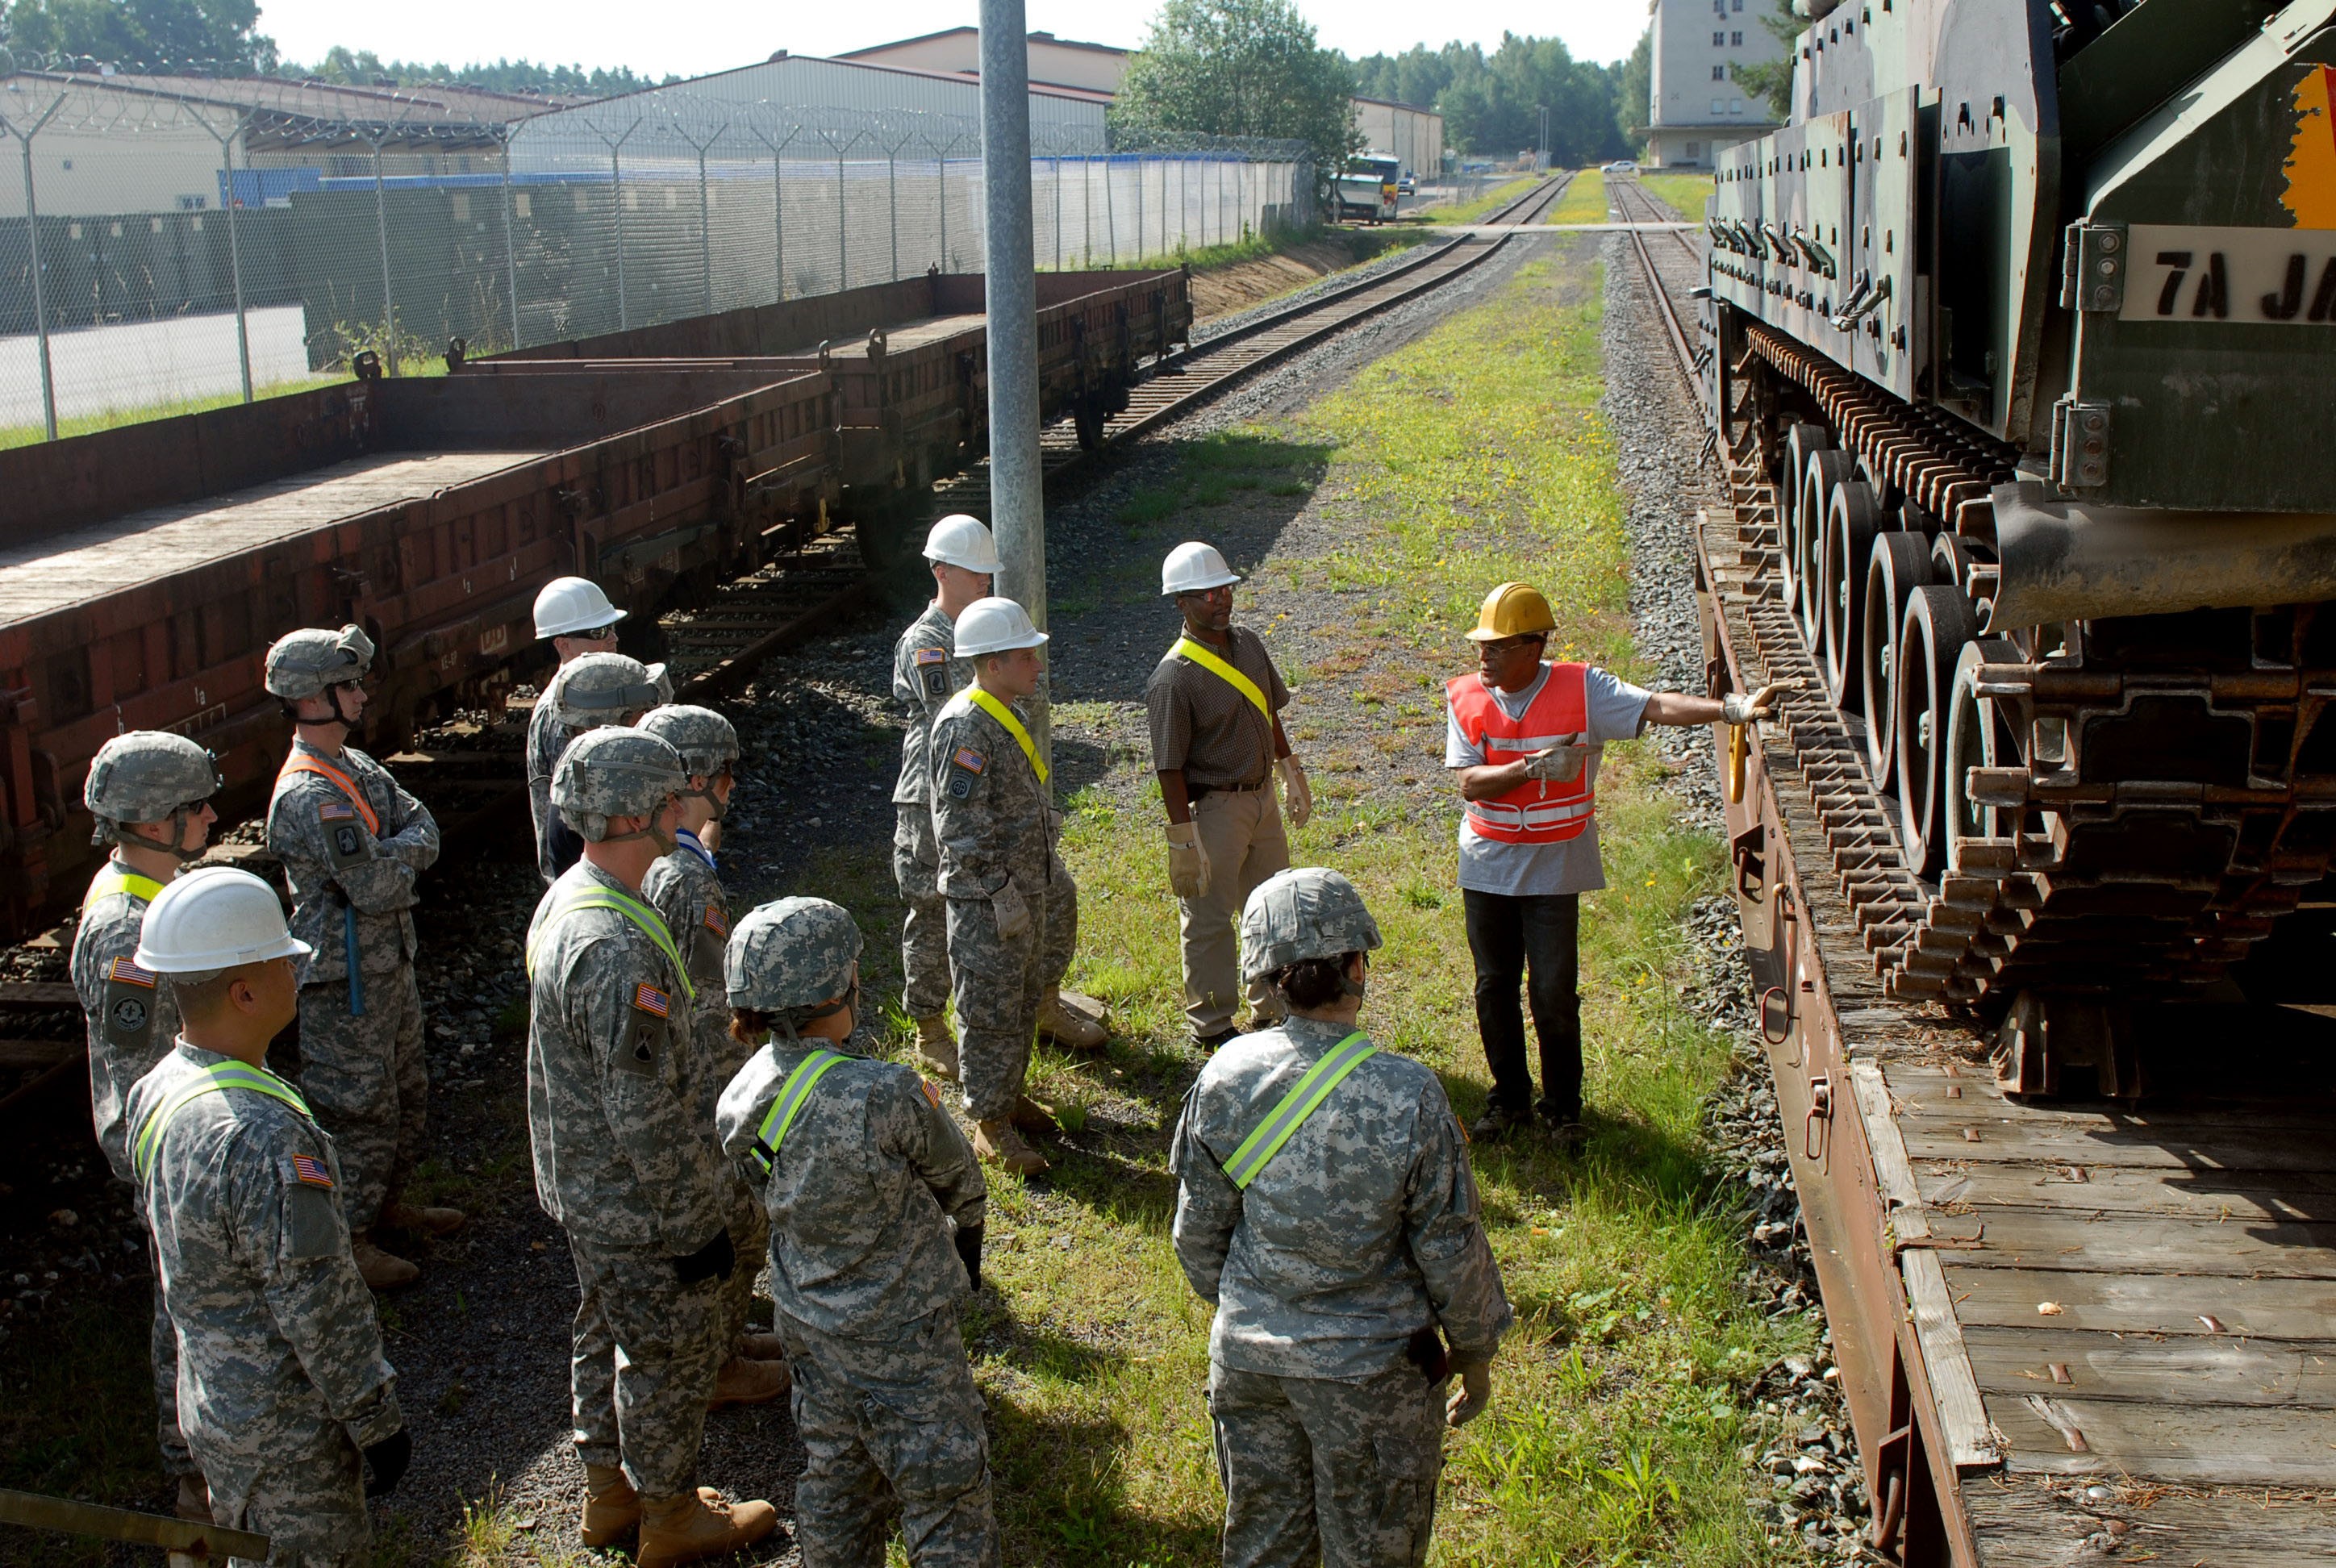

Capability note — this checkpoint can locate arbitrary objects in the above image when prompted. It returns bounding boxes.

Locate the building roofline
[1350,94,1441,115]
[836,27,1131,60]
[543,51,1112,111]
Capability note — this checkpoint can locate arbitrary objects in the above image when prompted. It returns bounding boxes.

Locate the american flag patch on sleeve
[319,800,357,821]
[915,646,948,666]
[290,1153,334,1189]
[703,905,728,936]
[633,983,672,1019]
[108,957,156,988]
[953,747,987,774]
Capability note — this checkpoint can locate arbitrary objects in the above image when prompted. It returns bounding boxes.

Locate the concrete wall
[1646,0,1783,165]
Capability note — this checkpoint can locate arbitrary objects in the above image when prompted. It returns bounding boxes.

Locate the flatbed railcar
[0,267,1190,942]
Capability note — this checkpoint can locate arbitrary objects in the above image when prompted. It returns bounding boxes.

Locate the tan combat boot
[349,1233,419,1291]
[1037,986,1109,1051]
[974,1120,1049,1175]
[1010,1094,1058,1134]
[381,1199,466,1236]
[579,1463,640,1547]
[636,1491,778,1568]
[736,1331,788,1361]
[173,1472,210,1522]
[912,1012,958,1081]
[707,1353,790,1410]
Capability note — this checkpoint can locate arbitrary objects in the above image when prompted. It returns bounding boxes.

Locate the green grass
[1070,222,1426,277]
[1640,173,1717,224]
[0,373,345,450]
[1425,174,1542,224]
[1547,168,1610,225]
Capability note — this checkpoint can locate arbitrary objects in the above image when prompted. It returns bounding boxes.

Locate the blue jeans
[1460,889,1581,1120]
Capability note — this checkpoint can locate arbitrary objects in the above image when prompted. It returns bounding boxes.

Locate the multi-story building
[1640,0,1786,170]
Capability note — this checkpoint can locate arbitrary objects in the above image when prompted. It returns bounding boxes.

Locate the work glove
[954,1221,985,1293]
[1276,756,1313,827]
[1721,678,1801,727]
[673,1227,736,1287]
[1522,744,1587,783]
[361,1427,411,1499]
[1166,820,1211,899]
[1445,1360,1494,1428]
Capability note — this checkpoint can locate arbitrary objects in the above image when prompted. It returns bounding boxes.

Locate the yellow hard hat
[1465,582,1556,642]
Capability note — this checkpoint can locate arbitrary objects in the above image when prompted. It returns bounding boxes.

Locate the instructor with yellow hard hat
[1445,582,1788,1149]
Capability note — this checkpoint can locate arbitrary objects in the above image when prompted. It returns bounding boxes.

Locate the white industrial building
[1640,0,1785,169]
[1351,96,1445,180]
[836,28,1129,96]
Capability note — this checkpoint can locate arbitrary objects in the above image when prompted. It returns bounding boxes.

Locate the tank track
[1725,324,2336,1024]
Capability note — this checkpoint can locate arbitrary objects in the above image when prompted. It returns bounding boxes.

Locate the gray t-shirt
[1443,662,1650,897]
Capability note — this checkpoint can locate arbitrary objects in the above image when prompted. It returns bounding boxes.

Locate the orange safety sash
[278,752,380,835]
[1445,664,1596,844]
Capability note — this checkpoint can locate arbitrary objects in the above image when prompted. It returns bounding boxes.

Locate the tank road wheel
[1943,638,2022,871]
[1862,532,1935,791]
[1797,449,1854,648]
[1821,479,1883,709]
[1894,585,1979,879]
[1778,424,1829,632]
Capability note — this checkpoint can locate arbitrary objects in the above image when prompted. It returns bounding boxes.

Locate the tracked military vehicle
[1700,0,2336,1091]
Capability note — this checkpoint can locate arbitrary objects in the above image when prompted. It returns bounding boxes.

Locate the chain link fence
[0,73,1312,443]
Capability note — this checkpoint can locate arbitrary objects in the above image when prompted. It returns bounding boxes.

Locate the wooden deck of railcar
[0,450,536,623]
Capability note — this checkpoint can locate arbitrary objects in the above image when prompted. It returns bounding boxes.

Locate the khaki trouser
[1178,786,1291,1037]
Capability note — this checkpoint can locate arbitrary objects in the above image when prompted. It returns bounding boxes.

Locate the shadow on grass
[1032,1136,1180,1236]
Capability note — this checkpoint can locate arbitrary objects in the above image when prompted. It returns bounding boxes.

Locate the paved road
[1,304,313,431]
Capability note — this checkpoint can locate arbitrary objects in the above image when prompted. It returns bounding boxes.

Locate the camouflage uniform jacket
[1170,1015,1514,1381]
[716,1040,986,1339]
[527,696,584,883]
[265,737,440,982]
[72,862,180,1182]
[525,861,729,1253]
[642,837,740,1099]
[926,687,1057,899]
[891,601,969,807]
[126,1042,402,1452]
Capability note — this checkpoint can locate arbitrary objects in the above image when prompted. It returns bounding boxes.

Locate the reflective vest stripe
[1465,797,1597,828]
[131,1064,313,1182]
[278,753,381,836]
[1173,637,1271,719]
[524,889,696,1003]
[86,863,164,907]
[966,686,1049,784]
[749,1049,849,1174]
[1224,1032,1378,1190]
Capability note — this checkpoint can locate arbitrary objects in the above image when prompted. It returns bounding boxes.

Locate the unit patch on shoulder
[290,1153,335,1189]
[108,957,156,988]
[948,744,987,800]
[633,983,673,1019]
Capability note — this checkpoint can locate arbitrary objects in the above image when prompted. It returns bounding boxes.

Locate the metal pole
[887,152,899,281]
[1105,152,1116,265]
[836,148,847,290]
[698,144,715,315]
[979,0,1048,762]
[1136,154,1145,260]
[7,98,64,440]
[220,118,252,402]
[937,147,948,272]
[502,138,522,349]
[1052,156,1061,269]
[611,145,628,328]
[774,152,785,299]
[372,140,397,374]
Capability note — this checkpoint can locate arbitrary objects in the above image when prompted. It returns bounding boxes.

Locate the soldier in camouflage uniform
[927,596,1074,1177]
[124,865,409,1566]
[714,897,998,1568]
[1170,868,1513,1568]
[891,517,1105,1075]
[526,728,777,1566]
[526,576,626,885]
[639,705,790,1405]
[72,730,221,1520]
[261,627,452,1292]
[530,648,666,886]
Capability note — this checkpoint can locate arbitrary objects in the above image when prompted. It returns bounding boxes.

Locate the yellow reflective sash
[1224,1032,1376,1190]
[966,686,1048,784]
[86,862,165,907]
[749,1048,850,1174]
[132,1062,314,1182]
[524,886,696,1003]
[1174,636,1270,719]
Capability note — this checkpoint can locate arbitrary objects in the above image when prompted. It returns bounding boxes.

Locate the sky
[252,0,1650,79]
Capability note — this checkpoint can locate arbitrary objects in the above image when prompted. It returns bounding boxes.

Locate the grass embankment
[964,248,1812,1563]
[1640,173,1717,223]
[1546,169,1609,225]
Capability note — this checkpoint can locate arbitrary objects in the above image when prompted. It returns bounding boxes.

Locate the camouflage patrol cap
[637,704,740,778]
[85,732,219,834]
[1239,867,1383,982]
[550,727,686,834]
[263,624,375,700]
[547,653,665,729]
[726,897,862,1012]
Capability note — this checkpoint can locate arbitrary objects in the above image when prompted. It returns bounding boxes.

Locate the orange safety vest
[1445,664,1596,844]
[278,751,381,834]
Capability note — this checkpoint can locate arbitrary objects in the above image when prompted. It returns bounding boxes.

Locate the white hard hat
[1162,541,1241,596]
[534,576,628,640]
[134,865,312,974]
[924,514,1002,575]
[953,596,1049,657]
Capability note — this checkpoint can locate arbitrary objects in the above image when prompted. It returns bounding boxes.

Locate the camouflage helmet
[84,731,219,849]
[550,728,685,842]
[725,896,862,1015]
[263,624,375,700]
[1239,867,1383,983]
[637,704,740,779]
[547,653,665,730]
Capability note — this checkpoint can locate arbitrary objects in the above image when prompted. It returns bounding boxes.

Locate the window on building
[1731,30,1744,44]
[1686,141,1703,158]
[1713,30,1726,44]
[1732,0,1745,10]
[1712,64,1728,80]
